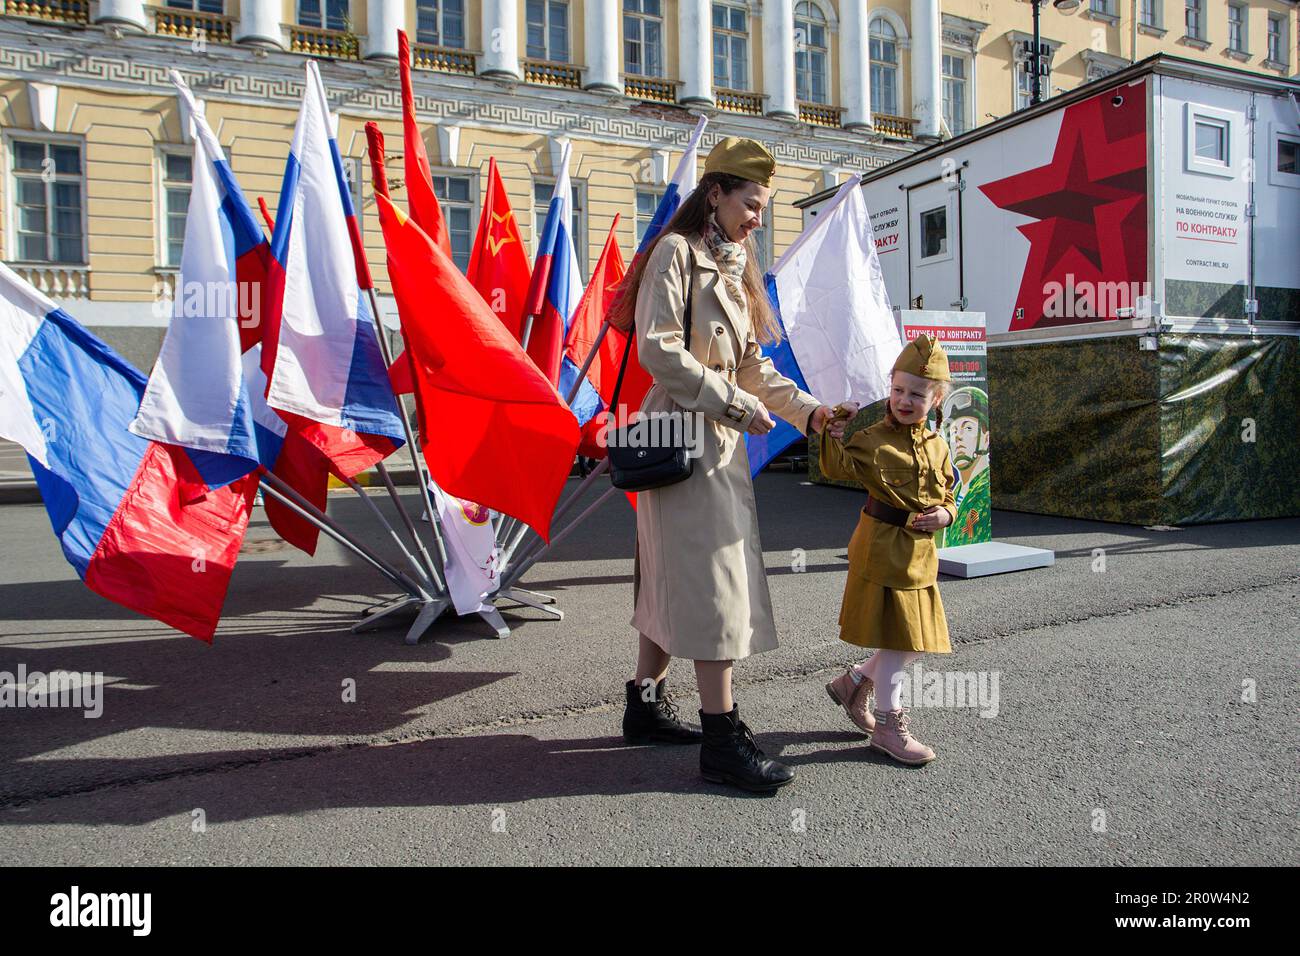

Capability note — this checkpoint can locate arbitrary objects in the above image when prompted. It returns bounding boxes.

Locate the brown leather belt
[863,495,911,528]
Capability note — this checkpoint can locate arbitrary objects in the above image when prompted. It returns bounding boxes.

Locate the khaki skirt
[838,578,952,653]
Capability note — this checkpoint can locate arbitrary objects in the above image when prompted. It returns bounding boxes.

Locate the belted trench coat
[629,231,821,661]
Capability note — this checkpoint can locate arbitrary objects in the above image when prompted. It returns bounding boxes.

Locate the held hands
[911,506,953,533]
[811,402,858,440]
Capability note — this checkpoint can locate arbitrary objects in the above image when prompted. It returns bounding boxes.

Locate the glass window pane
[448,178,470,202]
[167,188,190,215]
[168,238,185,267]
[14,141,46,170]
[712,5,725,29]
[730,8,745,31]
[19,180,46,205]
[1277,140,1297,175]
[920,206,947,258]
[19,234,48,261]
[55,237,81,262]
[20,207,46,233]
[645,0,658,14]
[53,183,81,208]
[55,209,81,235]
[1195,121,1225,161]
[165,153,193,182]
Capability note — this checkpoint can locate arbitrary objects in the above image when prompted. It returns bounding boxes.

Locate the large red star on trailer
[978,85,1148,331]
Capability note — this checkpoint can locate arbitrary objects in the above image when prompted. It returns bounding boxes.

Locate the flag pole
[254,189,446,596]
[500,485,622,591]
[259,473,429,599]
[355,126,455,596]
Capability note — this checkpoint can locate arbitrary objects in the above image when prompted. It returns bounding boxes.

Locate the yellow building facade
[0,1,1294,360]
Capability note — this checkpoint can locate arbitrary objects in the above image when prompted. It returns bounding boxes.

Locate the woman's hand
[814,402,858,440]
[911,506,953,533]
[747,403,775,435]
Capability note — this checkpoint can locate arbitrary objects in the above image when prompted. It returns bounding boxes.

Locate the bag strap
[609,244,693,413]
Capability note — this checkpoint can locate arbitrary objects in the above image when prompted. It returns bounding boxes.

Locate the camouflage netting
[808,334,1300,526]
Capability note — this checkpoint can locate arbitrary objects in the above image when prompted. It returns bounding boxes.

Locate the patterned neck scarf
[703,212,748,309]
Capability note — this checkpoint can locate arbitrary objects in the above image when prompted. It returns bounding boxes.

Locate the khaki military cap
[704,137,777,187]
[892,333,951,382]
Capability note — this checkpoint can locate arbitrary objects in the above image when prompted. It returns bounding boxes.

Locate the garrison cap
[892,333,951,382]
[704,137,777,187]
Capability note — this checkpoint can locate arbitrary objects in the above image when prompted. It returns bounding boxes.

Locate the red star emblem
[486,211,520,257]
[978,88,1148,331]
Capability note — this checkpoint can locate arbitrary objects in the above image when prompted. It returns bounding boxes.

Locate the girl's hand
[911,506,952,533]
[823,402,858,440]
[808,405,834,436]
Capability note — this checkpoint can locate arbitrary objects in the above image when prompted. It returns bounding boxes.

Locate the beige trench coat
[629,231,821,661]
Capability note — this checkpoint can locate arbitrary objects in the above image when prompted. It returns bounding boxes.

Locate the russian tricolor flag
[0,264,257,641]
[746,178,901,475]
[130,72,272,488]
[523,141,601,424]
[636,116,707,255]
[263,61,404,478]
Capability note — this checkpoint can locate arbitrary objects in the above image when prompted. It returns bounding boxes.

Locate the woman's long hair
[608,171,783,346]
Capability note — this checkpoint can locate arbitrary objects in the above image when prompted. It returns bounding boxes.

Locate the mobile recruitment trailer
[798,54,1300,526]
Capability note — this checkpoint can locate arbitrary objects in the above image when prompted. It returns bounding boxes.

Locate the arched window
[416,0,465,48]
[869,19,899,117]
[712,1,750,90]
[794,2,829,104]
[624,0,665,78]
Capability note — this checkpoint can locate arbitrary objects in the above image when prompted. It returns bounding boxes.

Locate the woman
[608,137,843,792]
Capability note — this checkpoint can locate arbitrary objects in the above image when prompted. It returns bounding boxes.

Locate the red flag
[398,30,452,257]
[373,192,580,541]
[562,216,646,459]
[468,157,532,343]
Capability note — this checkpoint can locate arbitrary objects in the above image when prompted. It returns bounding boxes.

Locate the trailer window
[1278,139,1298,176]
[919,206,947,259]
[1194,120,1227,165]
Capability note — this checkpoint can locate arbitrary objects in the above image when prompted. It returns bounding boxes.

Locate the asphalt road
[0,472,1296,865]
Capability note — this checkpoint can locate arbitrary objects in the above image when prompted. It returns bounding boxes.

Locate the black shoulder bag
[606,261,696,492]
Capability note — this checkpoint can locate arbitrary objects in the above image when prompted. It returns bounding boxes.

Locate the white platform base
[937,541,1055,579]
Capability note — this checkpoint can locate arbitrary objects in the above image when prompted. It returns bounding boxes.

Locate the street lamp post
[1027,0,1080,106]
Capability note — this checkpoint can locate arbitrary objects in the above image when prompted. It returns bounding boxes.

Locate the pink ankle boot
[869,708,935,765]
[825,668,875,735]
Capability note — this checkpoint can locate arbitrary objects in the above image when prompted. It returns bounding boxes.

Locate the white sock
[872,650,921,712]
[849,659,872,684]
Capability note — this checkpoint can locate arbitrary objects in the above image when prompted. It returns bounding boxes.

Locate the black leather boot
[699,705,795,792]
[622,679,703,745]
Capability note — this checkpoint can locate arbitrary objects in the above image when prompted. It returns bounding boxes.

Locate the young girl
[818,334,956,765]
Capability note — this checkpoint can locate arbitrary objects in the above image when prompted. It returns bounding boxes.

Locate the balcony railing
[289,24,360,60]
[522,58,582,89]
[152,7,233,44]
[799,101,844,128]
[714,87,763,116]
[411,43,476,75]
[624,74,677,104]
[3,0,88,24]
[6,263,90,298]
[873,112,918,140]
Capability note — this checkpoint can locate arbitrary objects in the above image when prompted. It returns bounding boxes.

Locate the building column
[910,0,943,139]
[762,0,797,118]
[235,0,284,49]
[95,0,147,32]
[365,0,404,60]
[840,0,872,129]
[679,0,714,106]
[584,0,621,92]
[480,0,521,79]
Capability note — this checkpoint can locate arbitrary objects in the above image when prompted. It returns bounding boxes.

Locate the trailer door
[906,174,964,310]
